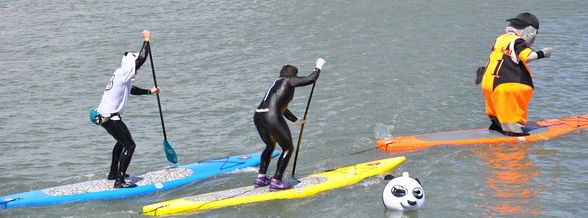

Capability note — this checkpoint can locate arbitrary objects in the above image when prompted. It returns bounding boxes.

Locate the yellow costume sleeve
[518,48,532,62]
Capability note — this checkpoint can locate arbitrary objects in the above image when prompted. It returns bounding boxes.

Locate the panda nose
[407,200,417,206]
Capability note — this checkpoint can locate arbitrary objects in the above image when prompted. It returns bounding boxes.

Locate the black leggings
[254,112,294,180]
[101,119,136,180]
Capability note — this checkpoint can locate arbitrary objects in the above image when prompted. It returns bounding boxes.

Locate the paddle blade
[163,139,178,164]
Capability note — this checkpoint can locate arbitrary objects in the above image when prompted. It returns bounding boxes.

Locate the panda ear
[414,178,421,185]
[384,175,395,180]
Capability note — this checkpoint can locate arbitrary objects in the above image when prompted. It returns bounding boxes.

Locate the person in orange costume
[481,12,552,136]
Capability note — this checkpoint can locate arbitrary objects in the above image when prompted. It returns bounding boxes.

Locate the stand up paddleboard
[376,115,588,153]
[142,156,406,216]
[0,152,278,209]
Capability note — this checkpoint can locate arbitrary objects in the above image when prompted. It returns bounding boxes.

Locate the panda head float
[382,172,425,211]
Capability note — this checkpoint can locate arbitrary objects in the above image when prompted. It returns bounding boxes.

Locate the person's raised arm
[135,30,151,70]
[289,58,325,87]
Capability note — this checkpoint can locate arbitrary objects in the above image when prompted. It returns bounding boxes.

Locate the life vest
[481,33,534,91]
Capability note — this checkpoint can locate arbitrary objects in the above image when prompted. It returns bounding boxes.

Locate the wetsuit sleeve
[288,68,320,87]
[130,86,150,95]
[283,109,298,122]
[135,41,150,70]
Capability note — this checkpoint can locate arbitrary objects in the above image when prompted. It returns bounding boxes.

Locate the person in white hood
[95,30,160,188]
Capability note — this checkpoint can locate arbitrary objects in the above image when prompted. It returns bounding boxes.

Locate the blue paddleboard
[0,151,278,209]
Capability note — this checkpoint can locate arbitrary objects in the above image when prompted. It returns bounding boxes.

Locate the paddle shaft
[291,81,317,178]
[148,44,168,140]
[349,147,378,155]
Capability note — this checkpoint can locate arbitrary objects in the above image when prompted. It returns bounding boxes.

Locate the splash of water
[374,123,395,140]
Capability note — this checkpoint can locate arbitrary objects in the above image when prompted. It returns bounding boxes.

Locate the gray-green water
[2,0,588,217]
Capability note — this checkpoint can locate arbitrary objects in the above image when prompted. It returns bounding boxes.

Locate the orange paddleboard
[376,115,588,153]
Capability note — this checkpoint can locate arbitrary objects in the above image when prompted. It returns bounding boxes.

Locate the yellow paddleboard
[143,156,406,216]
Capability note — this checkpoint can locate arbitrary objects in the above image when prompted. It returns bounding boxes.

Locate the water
[1,0,588,217]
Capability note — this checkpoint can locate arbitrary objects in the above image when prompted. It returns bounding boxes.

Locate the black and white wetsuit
[254,68,320,180]
[96,41,150,182]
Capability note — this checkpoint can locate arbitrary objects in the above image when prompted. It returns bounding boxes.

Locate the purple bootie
[254,175,270,187]
[269,179,293,191]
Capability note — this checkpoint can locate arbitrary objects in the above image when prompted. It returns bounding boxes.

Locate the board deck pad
[0,151,278,209]
[142,156,406,216]
[187,177,327,202]
[376,115,588,153]
[42,168,192,196]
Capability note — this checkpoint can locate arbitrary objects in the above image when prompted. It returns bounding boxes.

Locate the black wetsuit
[101,41,150,185]
[254,68,320,180]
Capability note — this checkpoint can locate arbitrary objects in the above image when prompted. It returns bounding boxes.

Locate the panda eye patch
[391,185,407,197]
[413,187,424,199]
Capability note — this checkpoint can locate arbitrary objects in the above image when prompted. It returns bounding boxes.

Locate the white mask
[505,25,538,48]
[520,26,538,47]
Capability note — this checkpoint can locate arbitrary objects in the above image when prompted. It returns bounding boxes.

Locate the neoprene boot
[269,179,293,191]
[488,116,503,133]
[113,178,137,188]
[254,175,270,187]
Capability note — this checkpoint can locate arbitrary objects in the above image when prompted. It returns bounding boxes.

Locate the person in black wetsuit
[253,58,325,191]
[94,30,160,188]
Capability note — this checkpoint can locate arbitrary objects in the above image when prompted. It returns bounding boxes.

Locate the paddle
[148,43,178,164]
[291,80,317,179]
[349,147,378,155]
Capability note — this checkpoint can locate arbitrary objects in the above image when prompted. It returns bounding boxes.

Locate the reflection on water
[472,143,542,217]
[384,208,420,218]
